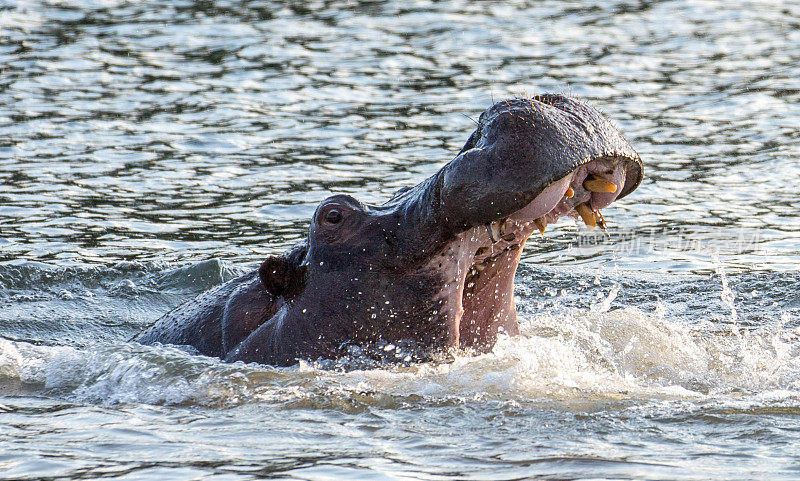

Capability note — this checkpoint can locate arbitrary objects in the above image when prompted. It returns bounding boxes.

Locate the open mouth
[487,156,627,242]
[455,156,630,347]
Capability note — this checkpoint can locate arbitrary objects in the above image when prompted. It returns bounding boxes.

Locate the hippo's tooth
[596,210,607,230]
[583,177,618,193]
[565,187,574,199]
[486,222,502,242]
[498,218,515,241]
[575,203,596,229]
[534,217,547,234]
[498,217,509,234]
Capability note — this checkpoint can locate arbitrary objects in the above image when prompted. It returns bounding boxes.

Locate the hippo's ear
[259,255,306,298]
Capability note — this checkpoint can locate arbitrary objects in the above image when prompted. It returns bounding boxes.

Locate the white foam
[1,293,798,409]
[329,302,800,405]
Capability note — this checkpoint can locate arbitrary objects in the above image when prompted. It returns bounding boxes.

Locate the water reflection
[2,0,798,269]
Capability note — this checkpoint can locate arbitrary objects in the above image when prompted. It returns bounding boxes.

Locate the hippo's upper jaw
[135,94,642,366]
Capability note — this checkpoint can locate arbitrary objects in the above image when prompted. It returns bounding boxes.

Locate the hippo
[134,94,643,366]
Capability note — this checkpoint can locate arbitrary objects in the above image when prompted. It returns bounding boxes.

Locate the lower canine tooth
[486,222,502,242]
[534,217,547,234]
[575,203,596,229]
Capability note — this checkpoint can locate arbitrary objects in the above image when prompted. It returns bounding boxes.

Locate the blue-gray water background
[1,0,800,479]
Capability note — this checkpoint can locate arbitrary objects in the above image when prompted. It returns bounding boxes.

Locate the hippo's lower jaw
[425,157,629,349]
[134,94,642,366]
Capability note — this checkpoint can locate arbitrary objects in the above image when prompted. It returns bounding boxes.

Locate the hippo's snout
[437,95,642,238]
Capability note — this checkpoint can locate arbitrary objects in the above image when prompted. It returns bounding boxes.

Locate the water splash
[1,286,798,410]
[715,255,739,325]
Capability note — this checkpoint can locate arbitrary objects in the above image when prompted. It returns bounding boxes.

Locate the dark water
[2,1,800,479]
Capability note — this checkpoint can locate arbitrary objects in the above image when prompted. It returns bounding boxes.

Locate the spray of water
[1,273,798,409]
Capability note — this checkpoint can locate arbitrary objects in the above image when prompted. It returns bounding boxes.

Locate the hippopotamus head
[229,94,642,365]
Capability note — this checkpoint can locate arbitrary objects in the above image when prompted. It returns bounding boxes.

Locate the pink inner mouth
[545,160,627,224]
[476,157,627,263]
[446,157,628,349]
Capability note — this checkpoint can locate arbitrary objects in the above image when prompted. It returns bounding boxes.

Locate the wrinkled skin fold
[134,94,643,366]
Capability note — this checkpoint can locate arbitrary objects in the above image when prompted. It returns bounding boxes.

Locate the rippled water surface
[2,1,800,479]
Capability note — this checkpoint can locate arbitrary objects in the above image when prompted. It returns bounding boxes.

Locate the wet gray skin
[134,94,643,366]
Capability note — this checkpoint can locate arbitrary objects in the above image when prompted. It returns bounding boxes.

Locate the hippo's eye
[324,209,342,224]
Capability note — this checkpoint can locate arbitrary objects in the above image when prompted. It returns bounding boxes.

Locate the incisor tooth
[565,187,574,199]
[486,222,502,242]
[596,210,607,230]
[534,217,547,234]
[575,203,596,229]
[583,177,618,193]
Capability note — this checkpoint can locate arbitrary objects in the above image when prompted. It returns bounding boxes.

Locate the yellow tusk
[565,187,574,199]
[583,177,618,193]
[534,217,547,234]
[575,203,596,229]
